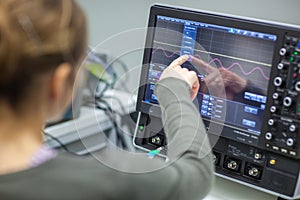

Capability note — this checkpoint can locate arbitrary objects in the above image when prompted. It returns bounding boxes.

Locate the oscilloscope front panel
[134,4,300,199]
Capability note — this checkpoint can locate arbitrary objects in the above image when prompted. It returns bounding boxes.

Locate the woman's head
[0,0,87,116]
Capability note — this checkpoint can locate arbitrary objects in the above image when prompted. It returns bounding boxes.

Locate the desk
[205,176,277,200]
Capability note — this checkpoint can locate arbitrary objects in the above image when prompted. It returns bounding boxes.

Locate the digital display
[143,15,277,141]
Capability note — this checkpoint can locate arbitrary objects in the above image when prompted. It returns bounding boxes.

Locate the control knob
[277,63,288,70]
[283,97,293,107]
[270,106,278,113]
[279,47,292,57]
[272,92,281,100]
[279,48,287,56]
[274,77,283,87]
[289,124,297,132]
[265,132,273,140]
[286,138,294,147]
[268,119,275,126]
[277,63,284,70]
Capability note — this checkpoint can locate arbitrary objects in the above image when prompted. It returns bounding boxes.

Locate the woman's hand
[160,55,200,100]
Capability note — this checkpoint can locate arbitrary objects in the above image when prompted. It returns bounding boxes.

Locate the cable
[96,100,126,148]
[43,131,78,155]
[86,48,132,149]
[102,95,127,115]
[101,96,137,152]
[95,100,127,149]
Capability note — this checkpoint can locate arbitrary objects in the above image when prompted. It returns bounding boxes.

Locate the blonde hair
[0,0,87,105]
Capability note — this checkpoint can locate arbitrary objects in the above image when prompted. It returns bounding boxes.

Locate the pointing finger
[169,55,189,68]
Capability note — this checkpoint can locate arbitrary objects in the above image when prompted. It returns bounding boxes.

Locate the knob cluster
[270,35,300,115]
[265,35,300,157]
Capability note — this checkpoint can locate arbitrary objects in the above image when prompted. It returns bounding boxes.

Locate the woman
[0,0,214,199]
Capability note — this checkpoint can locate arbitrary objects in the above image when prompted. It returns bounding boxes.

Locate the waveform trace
[152,47,270,81]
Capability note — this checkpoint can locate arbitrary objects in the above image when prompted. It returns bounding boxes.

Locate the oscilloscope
[133,4,300,199]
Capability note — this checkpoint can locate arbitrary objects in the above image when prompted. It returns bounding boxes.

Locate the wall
[77,0,300,92]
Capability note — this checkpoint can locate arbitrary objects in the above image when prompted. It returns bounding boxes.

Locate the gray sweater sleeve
[152,77,215,199]
[154,77,213,159]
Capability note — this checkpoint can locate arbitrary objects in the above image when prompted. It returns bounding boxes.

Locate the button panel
[263,35,300,158]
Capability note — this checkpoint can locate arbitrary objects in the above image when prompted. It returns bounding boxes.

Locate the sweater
[0,78,214,200]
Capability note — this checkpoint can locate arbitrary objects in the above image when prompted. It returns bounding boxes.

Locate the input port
[248,168,259,176]
[149,134,164,147]
[212,151,221,166]
[245,163,262,179]
[228,161,237,170]
[224,157,241,172]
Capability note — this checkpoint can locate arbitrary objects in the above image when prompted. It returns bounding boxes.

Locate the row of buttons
[285,36,300,48]
[280,36,300,67]
[265,143,297,156]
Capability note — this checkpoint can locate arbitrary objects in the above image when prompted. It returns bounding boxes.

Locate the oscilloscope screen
[143,15,277,135]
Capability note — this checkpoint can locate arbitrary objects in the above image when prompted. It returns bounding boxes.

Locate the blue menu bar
[157,15,277,41]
